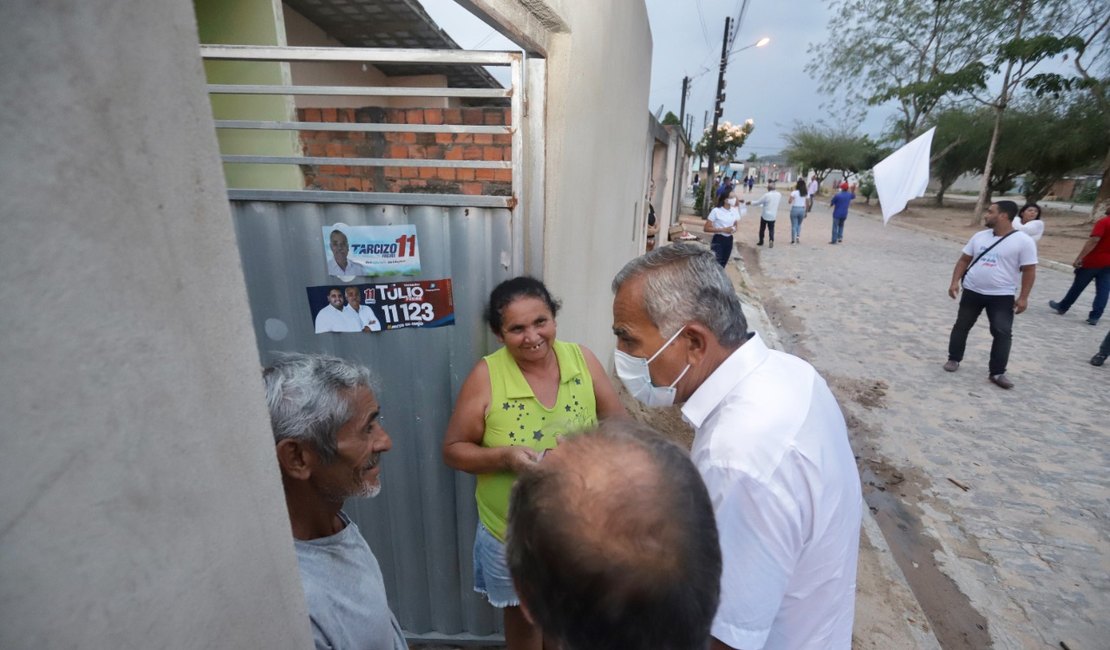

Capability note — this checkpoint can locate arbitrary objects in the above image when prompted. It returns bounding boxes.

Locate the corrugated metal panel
[231,199,513,641]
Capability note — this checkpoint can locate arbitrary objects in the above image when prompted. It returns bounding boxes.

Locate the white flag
[873,127,935,223]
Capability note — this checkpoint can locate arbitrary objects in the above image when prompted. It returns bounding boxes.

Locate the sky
[414,0,895,155]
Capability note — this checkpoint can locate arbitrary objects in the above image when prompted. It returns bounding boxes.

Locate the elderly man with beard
[263,353,406,650]
[315,287,362,334]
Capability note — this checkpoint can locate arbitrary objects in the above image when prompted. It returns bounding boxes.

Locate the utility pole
[696,110,708,193]
[704,16,731,217]
[679,76,689,142]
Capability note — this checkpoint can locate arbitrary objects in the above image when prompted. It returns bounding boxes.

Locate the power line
[693,0,712,48]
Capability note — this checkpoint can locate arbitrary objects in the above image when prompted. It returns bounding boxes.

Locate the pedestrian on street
[829,182,855,244]
[944,200,1037,389]
[789,179,808,244]
[1048,206,1110,326]
[751,182,782,248]
[704,193,741,266]
[1012,202,1044,241]
[610,244,863,650]
[746,175,755,193]
[806,175,819,214]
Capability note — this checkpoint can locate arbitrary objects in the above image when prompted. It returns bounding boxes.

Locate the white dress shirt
[682,333,862,650]
[327,257,368,277]
[344,304,382,332]
[315,306,361,333]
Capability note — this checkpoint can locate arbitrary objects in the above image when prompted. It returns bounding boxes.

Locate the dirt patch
[852,197,1094,265]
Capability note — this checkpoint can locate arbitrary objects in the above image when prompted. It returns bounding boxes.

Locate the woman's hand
[503,446,541,474]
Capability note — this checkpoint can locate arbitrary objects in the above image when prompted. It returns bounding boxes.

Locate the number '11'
[394,234,416,258]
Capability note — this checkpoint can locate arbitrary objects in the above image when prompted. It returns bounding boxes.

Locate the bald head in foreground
[506,421,721,650]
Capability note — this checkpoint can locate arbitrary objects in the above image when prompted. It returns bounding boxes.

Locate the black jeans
[710,234,733,266]
[948,288,1015,376]
[758,218,775,244]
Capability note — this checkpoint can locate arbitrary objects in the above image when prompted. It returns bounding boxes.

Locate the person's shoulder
[1093,215,1110,234]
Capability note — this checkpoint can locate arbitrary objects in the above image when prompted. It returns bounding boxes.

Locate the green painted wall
[195,0,303,189]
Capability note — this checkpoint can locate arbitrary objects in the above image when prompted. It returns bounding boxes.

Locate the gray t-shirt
[295,513,407,650]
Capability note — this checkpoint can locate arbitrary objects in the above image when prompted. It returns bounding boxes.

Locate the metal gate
[203,44,537,643]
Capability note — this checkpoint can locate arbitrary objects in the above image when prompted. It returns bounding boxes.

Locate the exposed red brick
[462,109,483,125]
[454,133,473,144]
[325,143,343,157]
[401,132,417,144]
[435,133,453,145]
[493,169,512,183]
[304,108,322,122]
[423,109,444,125]
[482,146,502,161]
[424,145,442,159]
[418,167,436,179]
[474,133,493,145]
[389,145,408,159]
[503,108,512,125]
[401,167,418,179]
[406,109,424,124]
[476,168,496,181]
[437,168,456,181]
[408,145,425,158]
[493,134,511,145]
[462,146,483,160]
[444,108,462,124]
[322,108,337,122]
[384,166,401,177]
[444,147,463,161]
[461,182,483,195]
[456,168,475,181]
[484,110,502,125]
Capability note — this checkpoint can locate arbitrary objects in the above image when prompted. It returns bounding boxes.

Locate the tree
[1012,98,1107,203]
[808,0,1001,144]
[695,120,754,168]
[661,111,681,126]
[928,106,994,205]
[781,123,879,186]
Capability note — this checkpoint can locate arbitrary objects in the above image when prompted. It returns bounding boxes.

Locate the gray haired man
[263,353,406,650]
[611,244,862,650]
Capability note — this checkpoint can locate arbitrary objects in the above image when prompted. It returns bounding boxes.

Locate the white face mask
[726,197,736,207]
[613,326,691,407]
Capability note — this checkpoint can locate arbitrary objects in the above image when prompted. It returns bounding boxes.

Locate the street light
[726,37,770,62]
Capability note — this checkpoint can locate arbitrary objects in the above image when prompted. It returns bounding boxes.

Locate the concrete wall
[542,1,653,358]
[195,0,305,189]
[0,1,311,648]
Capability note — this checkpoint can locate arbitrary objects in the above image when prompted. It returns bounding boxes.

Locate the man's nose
[374,426,393,453]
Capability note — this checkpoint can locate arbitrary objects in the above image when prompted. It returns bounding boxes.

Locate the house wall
[511,0,654,358]
[0,0,310,648]
[195,0,304,190]
[282,5,456,110]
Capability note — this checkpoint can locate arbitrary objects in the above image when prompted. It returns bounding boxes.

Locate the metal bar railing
[221,155,510,169]
[214,120,509,135]
[200,44,516,66]
[208,84,510,99]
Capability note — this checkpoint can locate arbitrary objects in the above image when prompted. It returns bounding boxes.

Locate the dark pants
[758,219,775,244]
[1054,266,1110,322]
[1101,328,1110,357]
[948,288,1015,376]
[710,234,734,266]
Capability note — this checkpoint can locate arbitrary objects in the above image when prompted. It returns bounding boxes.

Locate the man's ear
[275,438,315,480]
[681,322,712,366]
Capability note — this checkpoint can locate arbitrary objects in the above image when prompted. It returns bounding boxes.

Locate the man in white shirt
[750,183,782,248]
[944,200,1037,389]
[806,176,818,214]
[344,286,382,332]
[327,229,368,277]
[611,244,862,650]
[315,288,362,333]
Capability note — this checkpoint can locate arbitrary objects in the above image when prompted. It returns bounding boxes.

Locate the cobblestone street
[732,200,1109,649]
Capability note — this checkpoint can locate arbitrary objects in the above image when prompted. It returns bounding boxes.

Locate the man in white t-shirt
[327,229,368,277]
[315,288,362,333]
[750,183,782,248]
[806,176,818,213]
[611,244,862,650]
[344,286,382,332]
[944,200,1037,389]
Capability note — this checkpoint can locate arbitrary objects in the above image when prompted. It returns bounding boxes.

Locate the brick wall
[297,106,512,196]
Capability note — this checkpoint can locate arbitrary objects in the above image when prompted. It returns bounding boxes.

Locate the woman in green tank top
[443,277,626,650]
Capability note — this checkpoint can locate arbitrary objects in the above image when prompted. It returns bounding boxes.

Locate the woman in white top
[704,194,742,266]
[788,179,808,244]
[1012,202,1044,241]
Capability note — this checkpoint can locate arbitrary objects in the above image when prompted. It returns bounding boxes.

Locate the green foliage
[695,120,755,167]
[662,111,681,126]
[782,123,880,183]
[693,181,706,213]
[857,170,877,204]
[747,153,758,162]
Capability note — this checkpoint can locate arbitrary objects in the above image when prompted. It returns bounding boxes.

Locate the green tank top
[475,340,597,541]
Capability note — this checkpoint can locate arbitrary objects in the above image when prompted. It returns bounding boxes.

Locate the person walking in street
[1012,202,1044,242]
[788,179,808,244]
[751,182,782,248]
[1048,207,1110,326]
[746,175,755,193]
[704,194,741,266]
[944,200,1037,390]
[829,182,855,244]
[1090,328,1110,366]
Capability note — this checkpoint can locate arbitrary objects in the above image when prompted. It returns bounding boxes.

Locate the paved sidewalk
[726,199,1108,649]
